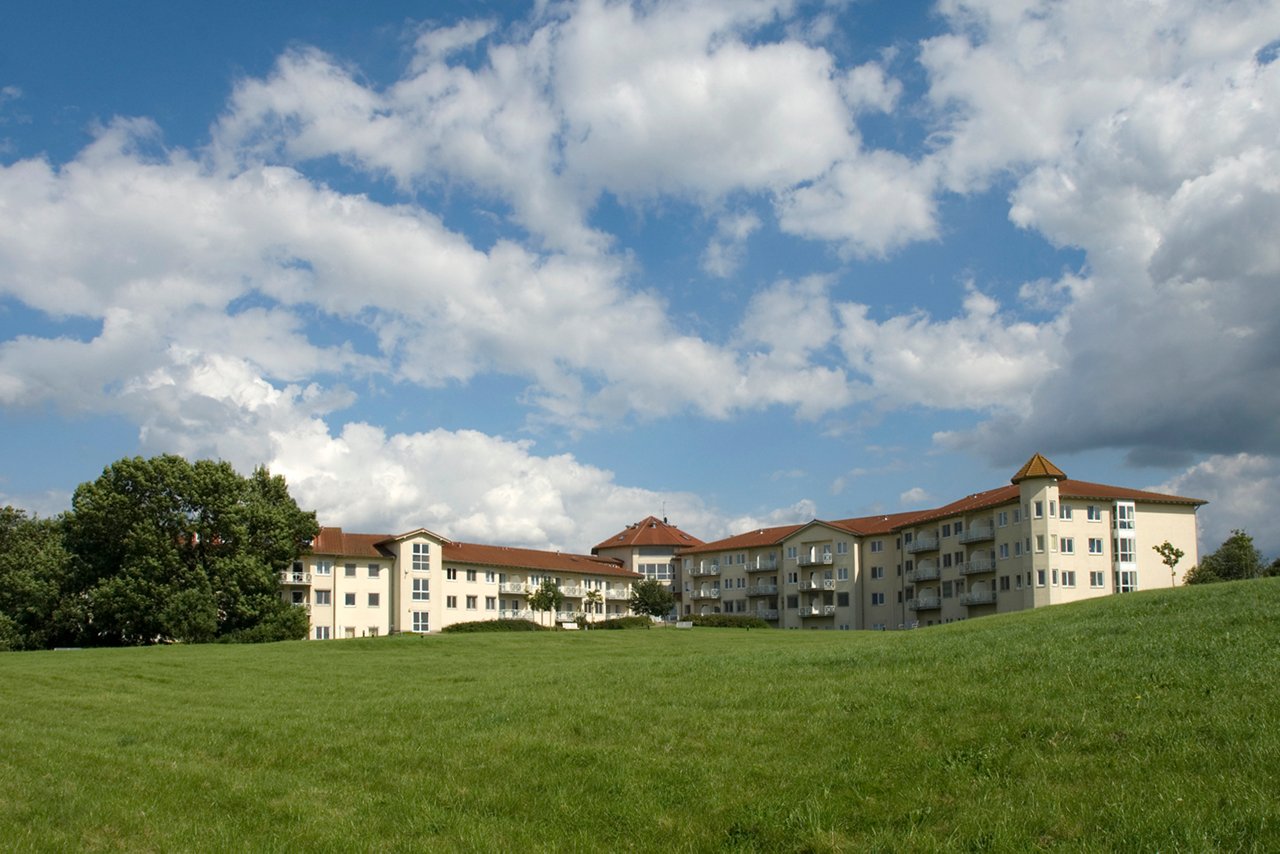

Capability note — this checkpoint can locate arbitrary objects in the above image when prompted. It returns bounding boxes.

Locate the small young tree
[1153,541,1185,587]
[629,577,674,622]
[526,580,564,626]
[583,589,603,623]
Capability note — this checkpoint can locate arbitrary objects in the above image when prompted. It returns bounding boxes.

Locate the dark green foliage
[628,577,674,618]
[1184,529,1265,584]
[441,619,547,633]
[594,615,652,630]
[685,613,770,628]
[0,507,75,650]
[1,455,318,648]
[526,579,564,625]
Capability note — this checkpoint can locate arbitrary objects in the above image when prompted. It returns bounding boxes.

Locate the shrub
[686,614,769,629]
[440,619,547,634]
[594,616,653,630]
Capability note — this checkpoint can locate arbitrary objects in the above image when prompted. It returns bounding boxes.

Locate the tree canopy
[1,455,317,648]
[526,579,564,625]
[628,577,674,620]
[1184,529,1266,585]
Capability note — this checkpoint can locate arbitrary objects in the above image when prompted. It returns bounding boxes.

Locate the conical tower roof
[1011,453,1067,484]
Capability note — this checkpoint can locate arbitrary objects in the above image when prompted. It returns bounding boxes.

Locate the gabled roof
[1011,452,1067,483]
[310,527,396,558]
[592,516,705,552]
[678,523,806,555]
[444,542,640,578]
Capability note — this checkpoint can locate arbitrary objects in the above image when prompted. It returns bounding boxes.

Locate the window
[466,595,478,610]
[1013,509,1021,524]
[836,542,848,554]
[485,596,497,610]
[466,569,477,582]
[412,542,430,571]
[837,567,849,581]
[1115,537,1136,563]
[1087,505,1102,522]
[368,593,380,607]
[870,540,884,553]
[412,578,430,601]
[999,543,1009,559]
[837,592,850,607]
[786,546,798,559]
[1061,537,1075,555]
[1015,574,1023,590]
[344,563,357,578]
[1116,570,1138,593]
[786,572,798,584]
[1036,570,1046,587]
[997,511,1008,527]
[315,560,333,576]
[871,592,885,606]
[999,575,1010,591]
[411,611,429,632]
[485,571,496,583]
[314,590,331,606]
[942,554,952,568]
[1050,534,1058,552]
[1035,535,1045,553]
[785,595,799,609]
[871,566,884,580]
[942,524,952,538]
[344,592,356,607]
[367,564,379,579]
[1049,500,1057,518]
[446,595,457,608]
[446,568,458,581]
[1060,504,1073,521]
[955,521,964,534]
[314,626,331,640]
[1052,569,1059,586]
[1014,542,1023,557]
[1090,571,1106,588]
[1089,538,1105,555]
[1062,570,1076,587]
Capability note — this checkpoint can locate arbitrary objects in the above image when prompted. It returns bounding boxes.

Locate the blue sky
[2,0,1279,557]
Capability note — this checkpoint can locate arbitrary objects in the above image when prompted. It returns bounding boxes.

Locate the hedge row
[684,614,770,629]
[440,619,548,633]
[593,616,653,630]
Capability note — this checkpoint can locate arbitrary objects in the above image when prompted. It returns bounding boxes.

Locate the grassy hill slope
[2,580,1278,851]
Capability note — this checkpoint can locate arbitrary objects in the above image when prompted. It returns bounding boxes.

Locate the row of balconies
[796,579,837,591]
[689,565,720,577]
[747,584,778,596]
[908,555,996,583]
[496,582,630,599]
[797,604,838,618]
[908,590,998,610]
[797,553,834,567]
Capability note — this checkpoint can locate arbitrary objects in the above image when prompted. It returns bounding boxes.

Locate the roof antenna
[662,500,668,524]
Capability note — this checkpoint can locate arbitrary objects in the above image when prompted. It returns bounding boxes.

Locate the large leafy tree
[629,577,674,621]
[526,580,564,626]
[1184,529,1265,584]
[63,456,317,645]
[0,507,78,650]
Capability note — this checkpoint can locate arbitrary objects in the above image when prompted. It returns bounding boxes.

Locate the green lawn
[2,580,1278,852]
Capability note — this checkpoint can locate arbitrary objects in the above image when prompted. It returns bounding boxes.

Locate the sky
[1,0,1278,558]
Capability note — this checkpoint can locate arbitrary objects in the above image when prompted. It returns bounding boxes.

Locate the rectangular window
[942,581,953,598]
[1060,504,1073,521]
[870,540,884,553]
[837,567,849,580]
[871,592,885,606]
[446,595,457,609]
[999,575,1010,591]
[997,511,1008,527]
[1090,571,1106,588]
[1036,570,1046,587]
[1035,535,1045,553]
[485,571,496,583]
[344,563,357,578]
[1062,570,1076,587]
[412,542,430,571]
[1115,503,1135,530]
[1014,542,1023,557]
[871,566,884,580]
[837,592,850,607]
[314,590,331,606]
[999,543,1009,559]
[315,560,333,576]
[1015,574,1023,590]
[941,524,952,538]
[1116,570,1138,593]
[466,595,477,610]
[1013,509,1021,524]
[1115,537,1136,563]
[411,611,429,632]
[1052,569,1059,586]
[314,626,331,640]
[412,578,430,601]
[942,553,952,568]
[786,546,798,559]
[955,521,964,534]
[1089,538,1105,555]
[785,595,799,609]
[367,564,380,579]
[1087,505,1102,522]
[368,593,380,607]
[344,592,356,607]
[1050,534,1058,552]
[485,596,497,610]
[466,569,477,582]
[786,572,798,584]
[1049,500,1057,518]
[1061,537,1075,555]
[446,568,458,581]
[836,541,848,554]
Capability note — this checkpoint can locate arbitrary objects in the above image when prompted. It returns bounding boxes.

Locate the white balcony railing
[499,582,528,594]
[500,609,534,620]
[755,609,779,620]
[797,604,836,618]
[907,595,942,611]
[605,587,630,600]
[960,557,996,575]
[959,524,995,544]
[690,588,721,600]
[797,579,837,591]
[797,553,834,567]
[746,584,778,596]
[559,586,586,598]
[906,566,940,583]
[746,560,779,573]
[280,571,311,585]
[689,565,721,577]
[906,536,939,554]
[961,590,998,605]
[555,610,578,622]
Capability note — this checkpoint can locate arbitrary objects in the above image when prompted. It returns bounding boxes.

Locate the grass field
[2,580,1278,852]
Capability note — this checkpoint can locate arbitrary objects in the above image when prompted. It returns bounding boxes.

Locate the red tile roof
[1011,453,1068,483]
[443,542,639,578]
[592,516,705,552]
[677,523,806,555]
[310,527,395,558]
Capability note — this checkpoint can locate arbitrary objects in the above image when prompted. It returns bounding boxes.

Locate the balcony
[754,609,780,620]
[280,571,311,585]
[797,604,837,618]
[906,564,939,583]
[555,610,579,622]
[746,559,779,573]
[960,556,996,575]
[961,590,998,606]
[689,564,721,577]
[499,582,528,594]
[906,535,939,554]
[797,553,834,567]
[291,601,311,613]
[559,586,586,598]
[907,595,942,611]
[959,524,995,544]
[690,588,721,600]
[797,579,836,592]
[746,583,778,596]
[500,608,534,620]
[605,587,630,600]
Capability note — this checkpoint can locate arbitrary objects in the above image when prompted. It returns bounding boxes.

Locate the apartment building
[676,454,1204,629]
[281,526,643,638]
[592,516,704,613]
